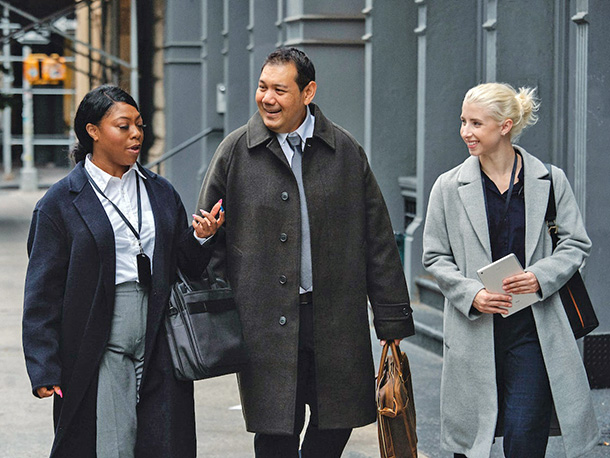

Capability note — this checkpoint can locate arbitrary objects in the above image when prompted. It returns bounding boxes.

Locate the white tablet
[476,253,540,317]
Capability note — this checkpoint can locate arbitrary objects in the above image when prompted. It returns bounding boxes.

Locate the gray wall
[163,0,610,334]
[164,0,203,210]
[199,0,225,200]
[576,0,610,332]
[364,0,417,233]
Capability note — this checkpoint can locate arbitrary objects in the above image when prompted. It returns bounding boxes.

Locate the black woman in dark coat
[22,85,224,458]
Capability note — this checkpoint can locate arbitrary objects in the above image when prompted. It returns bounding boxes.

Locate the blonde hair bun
[464,82,540,141]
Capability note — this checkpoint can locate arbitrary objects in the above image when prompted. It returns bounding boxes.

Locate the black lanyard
[84,167,144,253]
[84,166,151,286]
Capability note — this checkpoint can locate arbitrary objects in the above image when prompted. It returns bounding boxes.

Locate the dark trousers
[494,309,552,458]
[454,310,552,458]
[254,303,352,458]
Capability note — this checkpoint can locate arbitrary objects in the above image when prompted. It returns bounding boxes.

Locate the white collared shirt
[276,106,315,167]
[85,155,155,285]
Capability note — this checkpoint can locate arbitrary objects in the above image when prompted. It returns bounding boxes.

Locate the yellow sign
[23,53,43,83]
[23,53,67,85]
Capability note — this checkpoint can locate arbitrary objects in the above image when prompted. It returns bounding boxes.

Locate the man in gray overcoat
[197,47,414,457]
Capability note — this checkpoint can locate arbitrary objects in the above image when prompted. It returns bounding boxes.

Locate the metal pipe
[2,4,12,178]
[88,0,92,88]
[20,44,38,191]
[130,0,139,102]
[111,0,120,84]
[144,127,223,169]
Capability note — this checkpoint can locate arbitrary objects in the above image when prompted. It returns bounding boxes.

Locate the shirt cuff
[193,231,210,245]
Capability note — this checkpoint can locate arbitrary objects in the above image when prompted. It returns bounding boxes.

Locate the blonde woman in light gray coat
[423,83,599,458]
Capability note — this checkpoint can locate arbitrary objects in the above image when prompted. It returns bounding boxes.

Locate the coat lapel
[246,111,290,167]
[457,156,492,255]
[137,168,171,368]
[246,103,337,168]
[70,163,116,311]
[518,146,551,266]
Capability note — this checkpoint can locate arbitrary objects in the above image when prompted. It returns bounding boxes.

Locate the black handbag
[544,164,599,339]
[376,341,418,458]
[164,266,248,381]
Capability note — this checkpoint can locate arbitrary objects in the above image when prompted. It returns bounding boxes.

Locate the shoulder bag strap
[543,163,559,252]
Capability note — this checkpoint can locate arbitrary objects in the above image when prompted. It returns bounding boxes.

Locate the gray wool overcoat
[422,146,599,458]
[197,103,414,434]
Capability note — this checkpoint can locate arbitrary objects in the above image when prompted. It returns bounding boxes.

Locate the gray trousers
[96,282,148,458]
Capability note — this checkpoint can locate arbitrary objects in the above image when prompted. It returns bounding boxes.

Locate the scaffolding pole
[130,0,138,102]
[20,44,37,191]
[0,0,132,70]
[1,4,13,179]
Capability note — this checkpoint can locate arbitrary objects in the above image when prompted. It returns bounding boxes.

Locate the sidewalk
[0,165,70,190]
[0,186,608,457]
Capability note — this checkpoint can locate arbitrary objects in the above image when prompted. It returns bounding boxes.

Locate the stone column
[163,0,203,207]
[282,0,366,144]
[495,0,557,157]
[406,0,479,289]
[223,0,251,133]
[363,0,417,232]
[197,0,225,206]
[248,0,278,115]
[572,0,610,333]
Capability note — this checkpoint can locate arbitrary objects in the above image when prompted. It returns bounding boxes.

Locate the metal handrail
[144,127,223,171]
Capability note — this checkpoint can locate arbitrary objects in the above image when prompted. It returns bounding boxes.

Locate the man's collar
[276,106,315,146]
[247,103,336,150]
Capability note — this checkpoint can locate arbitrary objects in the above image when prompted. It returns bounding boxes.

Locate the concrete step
[410,301,443,356]
[415,275,444,311]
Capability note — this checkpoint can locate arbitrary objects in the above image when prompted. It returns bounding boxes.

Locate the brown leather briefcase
[376,341,417,458]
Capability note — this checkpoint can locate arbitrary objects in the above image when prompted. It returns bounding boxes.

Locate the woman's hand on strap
[192,199,225,238]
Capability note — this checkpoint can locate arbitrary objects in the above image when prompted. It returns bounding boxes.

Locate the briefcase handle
[377,341,405,382]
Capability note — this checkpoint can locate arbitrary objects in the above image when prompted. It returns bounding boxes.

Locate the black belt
[299,292,313,305]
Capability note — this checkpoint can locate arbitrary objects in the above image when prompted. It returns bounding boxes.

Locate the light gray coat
[422,146,599,458]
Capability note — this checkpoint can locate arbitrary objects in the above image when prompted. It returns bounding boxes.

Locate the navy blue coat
[23,162,211,457]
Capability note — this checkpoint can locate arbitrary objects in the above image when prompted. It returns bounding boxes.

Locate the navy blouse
[482,152,526,268]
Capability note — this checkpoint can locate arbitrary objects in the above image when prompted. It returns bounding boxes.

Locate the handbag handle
[176,268,193,292]
[176,265,224,293]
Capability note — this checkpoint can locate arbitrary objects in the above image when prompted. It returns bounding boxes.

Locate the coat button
[279,316,287,326]
[281,191,289,201]
[279,275,287,284]
[279,233,288,242]
[402,307,410,316]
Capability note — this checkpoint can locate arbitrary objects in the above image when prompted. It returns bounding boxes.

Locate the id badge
[136,253,152,287]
